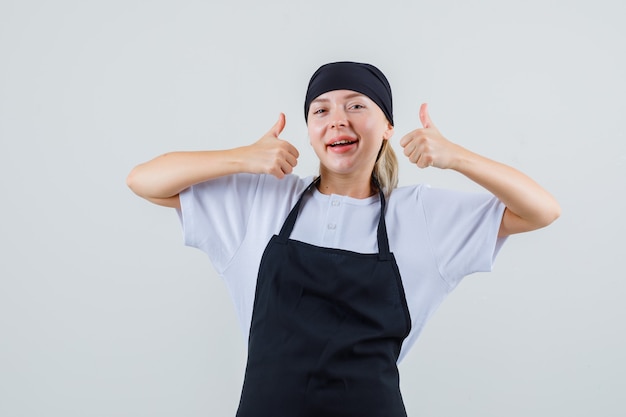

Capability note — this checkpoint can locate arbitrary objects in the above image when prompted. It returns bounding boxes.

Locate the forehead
[309,90,370,104]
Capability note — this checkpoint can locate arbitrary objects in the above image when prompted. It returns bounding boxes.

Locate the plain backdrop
[1,0,624,416]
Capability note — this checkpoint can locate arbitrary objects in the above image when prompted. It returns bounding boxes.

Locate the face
[307,90,394,179]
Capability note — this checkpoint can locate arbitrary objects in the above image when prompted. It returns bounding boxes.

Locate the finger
[286,142,300,159]
[272,168,285,179]
[279,158,295,176]
[399,131,413,148]
[402,140,415,158]
[270,113,286,138]
[416,153,433,169]
[399,134,408,148]
[404,141,419,163]
[285,152,298,168]
[408,152,419,164]
[419,103,435,129]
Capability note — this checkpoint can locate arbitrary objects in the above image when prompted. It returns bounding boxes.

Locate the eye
[349,103,365,110]
[312,108,326,115]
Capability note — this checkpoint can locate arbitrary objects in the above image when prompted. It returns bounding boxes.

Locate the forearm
[127,114,299,204]
[126,148,247,200]
[452,147,561,232]
[400,104,560,235]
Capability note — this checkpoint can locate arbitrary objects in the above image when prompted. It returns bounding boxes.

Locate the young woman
[127,62,560,416]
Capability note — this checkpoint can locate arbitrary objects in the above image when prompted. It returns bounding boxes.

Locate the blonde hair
[373,139,399,196]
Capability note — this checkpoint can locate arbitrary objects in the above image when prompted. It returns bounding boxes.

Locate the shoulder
[259,174,315,195]
[386,183,430,215]
[388,184,428,203]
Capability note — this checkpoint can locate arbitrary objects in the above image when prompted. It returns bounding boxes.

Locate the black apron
[236,179,412,417]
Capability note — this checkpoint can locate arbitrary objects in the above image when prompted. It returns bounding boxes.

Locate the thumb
[270,113,286,138]
[419,103,435,129]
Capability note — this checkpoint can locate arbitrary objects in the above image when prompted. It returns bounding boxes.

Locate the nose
[330,108,348,129]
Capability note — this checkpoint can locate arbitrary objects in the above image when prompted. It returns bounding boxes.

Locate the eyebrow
[310,92,366,105]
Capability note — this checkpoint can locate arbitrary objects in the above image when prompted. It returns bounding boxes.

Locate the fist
[399,103,459,169]
[247,113,300,178]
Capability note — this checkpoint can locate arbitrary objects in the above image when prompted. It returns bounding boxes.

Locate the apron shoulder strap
[375,179,391,260]
[277,176,392,260]
[277,177,320,243]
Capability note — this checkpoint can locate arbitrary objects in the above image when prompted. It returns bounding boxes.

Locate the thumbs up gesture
[399,103,462,170]
[244,113,300,179]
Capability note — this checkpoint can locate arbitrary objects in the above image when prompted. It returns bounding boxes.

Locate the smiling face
[307,90,394,181]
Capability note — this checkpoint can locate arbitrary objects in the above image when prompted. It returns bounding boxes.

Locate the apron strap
[277,177,320,243]
[278,176,392,259]
[373,176,391,260]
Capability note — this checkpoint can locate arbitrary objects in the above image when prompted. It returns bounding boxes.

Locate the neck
[316,169,376,199]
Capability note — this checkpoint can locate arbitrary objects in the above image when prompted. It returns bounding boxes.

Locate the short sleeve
[421,186,507,287]
[177,174,262,273]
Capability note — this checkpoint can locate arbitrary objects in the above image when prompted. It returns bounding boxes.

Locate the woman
[127,62,560,416]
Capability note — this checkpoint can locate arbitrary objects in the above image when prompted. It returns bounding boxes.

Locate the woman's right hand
[241,113,300,179]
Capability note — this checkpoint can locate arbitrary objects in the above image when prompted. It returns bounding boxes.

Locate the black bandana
[304,61,394,126]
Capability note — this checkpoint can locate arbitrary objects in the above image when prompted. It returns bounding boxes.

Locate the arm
[126,113,299,208]
[400,104,561,237]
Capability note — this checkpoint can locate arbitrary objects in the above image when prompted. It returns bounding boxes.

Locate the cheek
[308,124,323,145]
[361,118,387,140]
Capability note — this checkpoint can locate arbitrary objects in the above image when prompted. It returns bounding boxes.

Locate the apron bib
[236,179,411,417]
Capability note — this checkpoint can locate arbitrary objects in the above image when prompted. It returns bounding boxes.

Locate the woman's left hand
[399,103,464,169]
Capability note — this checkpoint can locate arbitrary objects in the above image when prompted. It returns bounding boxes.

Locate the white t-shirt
[178,173,506,362]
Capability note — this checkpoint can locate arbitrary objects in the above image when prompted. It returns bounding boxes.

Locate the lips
[327,136,358,148]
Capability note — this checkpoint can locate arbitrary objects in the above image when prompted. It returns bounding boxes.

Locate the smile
[328,137,358,147]
[330,140,356,147]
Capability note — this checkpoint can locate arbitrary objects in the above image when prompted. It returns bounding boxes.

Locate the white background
[1,0,624,416]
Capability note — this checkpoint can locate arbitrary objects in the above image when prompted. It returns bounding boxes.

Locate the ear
[383,122,394,140]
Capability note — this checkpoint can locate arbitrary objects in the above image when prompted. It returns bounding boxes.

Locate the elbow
[126,167,139,194]
[551,201,562,223]
[546,194,562,224]
[548,202,562,226]
[501,196,561,236]
[537,199,562,229]
[126,165,147,197]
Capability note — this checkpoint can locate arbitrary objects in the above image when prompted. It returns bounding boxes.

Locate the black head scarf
[304,61,394,126]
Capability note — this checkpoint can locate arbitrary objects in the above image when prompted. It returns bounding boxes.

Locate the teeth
[331,140,354,146]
